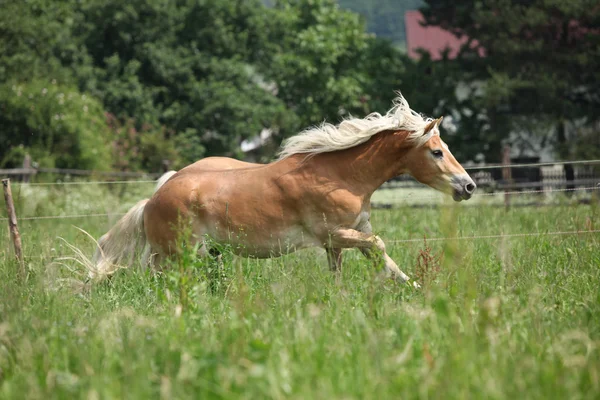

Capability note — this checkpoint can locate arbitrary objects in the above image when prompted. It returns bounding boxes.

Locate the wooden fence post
[2,179,25,276]
[502,145,512,210]
[162,159,171,173]
[22,154,32,183]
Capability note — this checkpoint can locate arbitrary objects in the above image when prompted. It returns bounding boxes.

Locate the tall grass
[0,184,598,399]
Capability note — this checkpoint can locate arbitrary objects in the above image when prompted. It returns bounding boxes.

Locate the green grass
[1,184,599,399]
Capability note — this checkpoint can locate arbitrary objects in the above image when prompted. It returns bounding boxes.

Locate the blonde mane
[277,94,436,160]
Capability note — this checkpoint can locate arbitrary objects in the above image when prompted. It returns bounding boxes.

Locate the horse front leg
[328,228,416,286]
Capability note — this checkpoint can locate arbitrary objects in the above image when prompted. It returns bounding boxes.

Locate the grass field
[1,183,599,399]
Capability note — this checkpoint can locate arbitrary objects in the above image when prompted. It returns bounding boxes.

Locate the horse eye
[431,150,443,158]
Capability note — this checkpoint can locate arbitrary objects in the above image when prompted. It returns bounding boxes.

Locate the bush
[0,80,113,170]
[107,114,181,172]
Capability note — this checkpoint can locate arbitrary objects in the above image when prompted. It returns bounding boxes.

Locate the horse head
[403,117,476,201]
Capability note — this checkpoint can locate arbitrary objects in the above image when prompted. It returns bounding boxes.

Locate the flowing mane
[277,94,435,160]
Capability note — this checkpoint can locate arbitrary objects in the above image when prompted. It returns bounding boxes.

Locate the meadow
[0,182,599,399]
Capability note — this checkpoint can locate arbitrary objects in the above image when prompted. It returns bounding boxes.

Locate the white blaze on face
[441,139,449,151]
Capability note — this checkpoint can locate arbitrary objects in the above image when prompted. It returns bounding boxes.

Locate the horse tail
[90,170,177,280]
[155,170,177,191]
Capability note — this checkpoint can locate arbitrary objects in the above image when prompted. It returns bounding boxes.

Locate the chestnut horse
[91,96,476,285]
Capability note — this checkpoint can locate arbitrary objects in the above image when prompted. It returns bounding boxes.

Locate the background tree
[420,0,600,163]
[337,0,424,48]
[0,80,112,169]
[0,0,81,83]
[261,0,407,146]
[75,0,293,160]
[8,0,594,172]
[399,51,500,164]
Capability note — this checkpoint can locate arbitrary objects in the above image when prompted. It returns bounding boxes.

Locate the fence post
[22,154,32,183]
[162,159,171,173]
[502,145,512,210]
[2,179,25,276]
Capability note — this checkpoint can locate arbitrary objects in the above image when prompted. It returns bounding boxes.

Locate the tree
[420,0,600,162]
[337,0,424,48]
[0,0,82,83]
[260,0,409,143]
[398,51,502,164]
[1,0,419,168]
[74,0,294,161]
[0,0,182,172]
[0,80,112,169]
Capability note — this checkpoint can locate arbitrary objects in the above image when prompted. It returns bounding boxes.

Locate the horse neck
[288,130,414,197]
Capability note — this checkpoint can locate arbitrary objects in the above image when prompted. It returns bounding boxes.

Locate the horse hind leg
[138,244,163,274]
[200,243,225,270]
[326,247,343,272]
[140,244,160,272]
[198,241,227,291]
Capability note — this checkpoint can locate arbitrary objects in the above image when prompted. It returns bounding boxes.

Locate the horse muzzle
[451,175,476,201]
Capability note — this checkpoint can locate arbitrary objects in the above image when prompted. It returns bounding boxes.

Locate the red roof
[405,10,480,60]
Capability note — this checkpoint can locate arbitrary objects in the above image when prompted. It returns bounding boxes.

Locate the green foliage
[337,0,424,46]
[567,123,600,162]
[0,0,80,83]
[107,114,180,172]
[165,236,233,310]
[69,0,410,161]
[3,0,593,169]
[0,80,112,169]
[264,0,405,137]
[0,0,448,167]
[398,52,505,163]
[73,0,293,162]
[420,0,600,160]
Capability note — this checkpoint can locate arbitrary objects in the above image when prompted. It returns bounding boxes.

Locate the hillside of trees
[1,0,597,172]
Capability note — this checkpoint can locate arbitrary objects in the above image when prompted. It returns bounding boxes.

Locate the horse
[91,95,476,286]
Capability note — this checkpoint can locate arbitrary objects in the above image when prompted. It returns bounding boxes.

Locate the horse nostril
[465,182,476,194]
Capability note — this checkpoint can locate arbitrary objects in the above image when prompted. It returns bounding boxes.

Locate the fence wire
[464,159,600,170]
[1,159,598,222]
[13,180,156,187]
[3,159,600,187]
[12,229,600,261]
[389,229,600,243]
[0,213,126,221]
[1,184,598,222]
[380,185,599,202]
[474,186,599,196]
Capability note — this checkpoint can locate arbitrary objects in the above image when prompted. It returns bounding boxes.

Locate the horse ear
[424,116,443,134]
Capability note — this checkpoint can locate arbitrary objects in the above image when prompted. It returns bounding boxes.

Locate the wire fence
[11,177,598,189]
[12,229,600,261]
[12,180,156,187]
[1,181,599,222]
[380,178,600,191]
[0,167,161,179]
[1,184,598,223]
[2,158,600,186]
[1,213,126,221]
[388,229,600,243]
[373,185,600,204]
[2,159,598,267]
[474,186,598,196]
[463,159,600,170]
[1,159,599,223]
